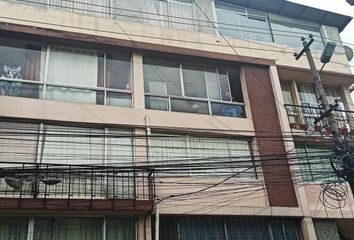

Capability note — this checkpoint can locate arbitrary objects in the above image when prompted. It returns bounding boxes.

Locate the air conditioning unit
[347,0,354,5]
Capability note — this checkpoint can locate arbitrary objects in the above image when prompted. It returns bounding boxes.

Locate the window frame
[0,39,133,108]
[144,57,246,117]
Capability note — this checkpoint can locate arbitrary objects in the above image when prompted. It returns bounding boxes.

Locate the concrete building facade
[0,0,353,239]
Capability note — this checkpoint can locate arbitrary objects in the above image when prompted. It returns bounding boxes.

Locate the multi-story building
[0,0,353,239]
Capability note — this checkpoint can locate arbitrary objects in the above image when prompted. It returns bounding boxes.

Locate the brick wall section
[244,64,298,207]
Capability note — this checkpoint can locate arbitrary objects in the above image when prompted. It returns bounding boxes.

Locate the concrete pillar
[133,52,145,109]
[301,217,318,240]
[340,86,354,130]
[138,215,152,240]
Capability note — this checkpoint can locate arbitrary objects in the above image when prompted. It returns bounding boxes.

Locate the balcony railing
[0,162,155,201]
[284,104,353,135]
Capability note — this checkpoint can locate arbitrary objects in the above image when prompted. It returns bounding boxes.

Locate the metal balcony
[0,162,155,212]
[284,104,353,136]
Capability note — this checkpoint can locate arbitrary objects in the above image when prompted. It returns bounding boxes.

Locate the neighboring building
[0,0,353,239]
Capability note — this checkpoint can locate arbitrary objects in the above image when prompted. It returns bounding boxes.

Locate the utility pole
[294,35,354,196]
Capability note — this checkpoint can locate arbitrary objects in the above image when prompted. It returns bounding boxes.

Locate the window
[215,1,272,42]
[0,38,133,107]
[49,0,109,17]
[0,121,134,199]
[144,56,245,118]
[6,217,137,240]
[144,0,195,31]
[270,17,324,50]
[0,39,44,99]
[148,134,255,177]
[295,144,335,182]
[0,218,29,240]
[159,217,302,240]
[297,83,346,129]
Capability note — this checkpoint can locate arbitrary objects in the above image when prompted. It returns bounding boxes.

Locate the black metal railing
[284,104,353,135]
[0,162,155,201]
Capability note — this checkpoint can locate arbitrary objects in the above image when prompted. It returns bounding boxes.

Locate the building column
[133,52,145,109]
[138,215,152,240]
[301,218,317,240]
[340,86,354,130]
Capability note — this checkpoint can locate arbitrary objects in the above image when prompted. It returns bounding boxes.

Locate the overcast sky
[289,0,354,73]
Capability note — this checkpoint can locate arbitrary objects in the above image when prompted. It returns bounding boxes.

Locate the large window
[215,1,324,49]
[148,134,255,177]
[0,38,132,107]
[215,1,273,43]
[0,39,43,99]
[270,17,324,50]
[0,121,134,199]
[144,56,245,118]
[295,143,336,183]
[159,216,302,240]
[0,217,136,240]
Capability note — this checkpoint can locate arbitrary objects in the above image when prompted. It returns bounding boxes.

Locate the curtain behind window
[295,145,335,182]
[168,1,194,31]
[0,218,28,240]
[226,217,269,240]
[33,218,102,240]
[179,217,226,240]
[144,0,169,27]
[47,48,98,104]
[106,218,136,240]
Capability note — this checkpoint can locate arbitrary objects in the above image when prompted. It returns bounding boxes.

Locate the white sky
[288,0,354,73]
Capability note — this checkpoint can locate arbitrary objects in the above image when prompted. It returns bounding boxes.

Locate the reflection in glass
[145,96,169,111]
[211,103,245,118]
[0,80,42,99]
[171,98,209,114]
[46,86,102,104]
[106,92,132,107]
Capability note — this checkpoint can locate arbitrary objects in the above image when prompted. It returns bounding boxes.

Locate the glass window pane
[33,218,103,240]
[271,20,323,49]
[228,69,244,103]
[46,86,102,104]
[105,53,132,90]
[249,17,272,42]
[179,217,226,240]
[217,9,242,39]
[106,218,136,240]
[107,129,133,166]
[106,92,132,107]
[0,121,39,163]
[48,48,98,87]
[41,125,105,165]
[182,64,207,98]
[281,82,294,105]
[205,67,221,100]
[145,96,169,111]
[298,83,318,106]
[144,0,169,27]
[0,40,43,81]
[218,70,232,101]
[111,0,143,23]
[149,134,188,175]
[0,218,28,240]
[0,80,42,99]
[143,57,182,96]
[211,102,245,118]
[215,1,246,14]
[168,0,195,31]
[226,217,269,240]
[170,98,209,114]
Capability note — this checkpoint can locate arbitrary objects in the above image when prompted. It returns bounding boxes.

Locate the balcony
[0,162,155,212]
[284,104,353,136]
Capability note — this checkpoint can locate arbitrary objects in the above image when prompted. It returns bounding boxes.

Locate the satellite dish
[344,45,353,61]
